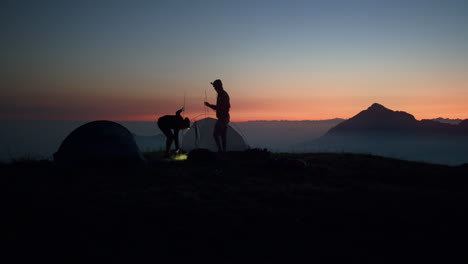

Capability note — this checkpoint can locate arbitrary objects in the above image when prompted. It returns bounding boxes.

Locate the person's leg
[213,120,223,152]
[214,117,229,152]
[221,126,227,152]
[160,128,174,154]
[221,116,230,152]
[165,136,173,154]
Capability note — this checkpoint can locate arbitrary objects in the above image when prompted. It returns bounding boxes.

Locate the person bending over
[157,108,190,157]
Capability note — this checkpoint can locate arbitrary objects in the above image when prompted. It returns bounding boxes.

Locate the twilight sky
[1,0,468,121]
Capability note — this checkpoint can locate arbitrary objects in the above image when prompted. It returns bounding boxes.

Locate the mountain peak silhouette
[368,103,388,111]
[313,103,468,165]
[326,103,468,136]
[354,103,415,122]
[327,103,417,134]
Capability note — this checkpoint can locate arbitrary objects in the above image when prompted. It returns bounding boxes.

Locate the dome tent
[54,120,145,167]
[181,118,248,152]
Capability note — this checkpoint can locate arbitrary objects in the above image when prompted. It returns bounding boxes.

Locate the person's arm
[176,107,185,116]
[204,102,216,110]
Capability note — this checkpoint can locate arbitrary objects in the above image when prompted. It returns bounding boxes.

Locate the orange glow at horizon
[2,75,468,122]
[4,95,466,122]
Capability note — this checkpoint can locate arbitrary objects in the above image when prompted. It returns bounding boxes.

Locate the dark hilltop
[3,151,468,262]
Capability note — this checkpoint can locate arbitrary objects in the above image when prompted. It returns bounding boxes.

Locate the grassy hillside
[3,153,468,262]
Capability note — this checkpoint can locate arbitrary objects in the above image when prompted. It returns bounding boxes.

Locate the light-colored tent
[181,118,248,152]
[54,120,145,166]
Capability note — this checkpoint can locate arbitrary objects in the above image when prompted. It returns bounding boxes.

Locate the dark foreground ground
[3,152,468,263]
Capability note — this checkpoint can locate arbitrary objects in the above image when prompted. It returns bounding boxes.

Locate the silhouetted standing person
[205,79,230,152]
[157,108,190,157]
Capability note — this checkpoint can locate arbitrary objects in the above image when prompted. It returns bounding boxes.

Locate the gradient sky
[1,0,468,121]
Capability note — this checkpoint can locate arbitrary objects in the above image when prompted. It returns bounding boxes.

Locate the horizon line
[1,117,467,123]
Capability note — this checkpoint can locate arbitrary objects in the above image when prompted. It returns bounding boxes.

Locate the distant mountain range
[130,104,468,165]
[430,117,464,125]
[234,119,345,151]
[306,103,468,165]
